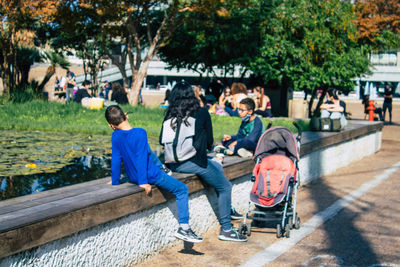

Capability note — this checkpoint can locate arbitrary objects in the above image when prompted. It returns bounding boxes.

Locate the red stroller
[239,122,302,238]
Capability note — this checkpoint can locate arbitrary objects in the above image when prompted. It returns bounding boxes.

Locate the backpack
[310,117,341,132]
[161,117,197,163]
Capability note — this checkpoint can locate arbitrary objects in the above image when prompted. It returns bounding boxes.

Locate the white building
[356,51,400,100]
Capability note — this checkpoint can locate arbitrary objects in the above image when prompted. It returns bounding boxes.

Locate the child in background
[105,105,202,243]
[216,98,264,158]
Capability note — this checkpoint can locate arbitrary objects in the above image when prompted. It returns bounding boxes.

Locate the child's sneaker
[237,148,253,158]
[213,145,227,154]
[214,145,234,156]
[175,227,203,243]
[218,228,247,242]
[230,207,243,220]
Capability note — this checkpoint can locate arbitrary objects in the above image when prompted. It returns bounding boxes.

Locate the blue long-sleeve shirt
[110,128,161,185]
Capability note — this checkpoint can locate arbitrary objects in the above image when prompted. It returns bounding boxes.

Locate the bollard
[366,100,376,121]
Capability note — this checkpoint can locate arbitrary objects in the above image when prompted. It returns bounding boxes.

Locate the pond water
[0,130,113,200]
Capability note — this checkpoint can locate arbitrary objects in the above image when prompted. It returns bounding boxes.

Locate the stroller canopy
[253,127,299,162]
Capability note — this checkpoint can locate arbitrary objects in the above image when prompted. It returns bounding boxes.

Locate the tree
[54,0,240,105]
[250,0,370,117]
[355,0,400,49]
[0,0,59,95]
[37,50,71,92]
[159,1,257,83]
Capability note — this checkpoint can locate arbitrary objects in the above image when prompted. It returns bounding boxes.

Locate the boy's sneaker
[213,145,227,154]
[218,228,247,242]
[161,165,172,176]
[175,227,203,243]
[214,145,234,156]
[230,207,243,220]
[237,148,253,158]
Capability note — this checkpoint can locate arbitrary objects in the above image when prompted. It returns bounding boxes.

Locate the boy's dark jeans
[222,138,256,154]
[154,172,189,224]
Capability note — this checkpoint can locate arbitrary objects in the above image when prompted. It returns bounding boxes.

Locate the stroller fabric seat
[250,154,296,207]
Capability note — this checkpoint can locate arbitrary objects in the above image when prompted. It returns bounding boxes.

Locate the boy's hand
[228,141,237,148]
[139,184,152,195]
[222,135,231,141]
[107,180,112,185]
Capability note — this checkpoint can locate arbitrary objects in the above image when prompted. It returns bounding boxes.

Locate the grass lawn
[0,100,309,142]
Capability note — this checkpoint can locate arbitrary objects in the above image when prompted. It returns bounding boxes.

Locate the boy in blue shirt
[105,105,202,243]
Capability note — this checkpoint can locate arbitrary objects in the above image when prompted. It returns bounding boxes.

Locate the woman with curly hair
[159,81,247,242]
[111,82,129,105]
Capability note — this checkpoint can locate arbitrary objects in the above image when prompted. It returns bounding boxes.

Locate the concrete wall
[0,124,382,267]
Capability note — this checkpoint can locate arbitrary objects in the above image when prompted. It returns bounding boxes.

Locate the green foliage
[5,81,45,103]
[251,0,370,94]
[159,1,258,77]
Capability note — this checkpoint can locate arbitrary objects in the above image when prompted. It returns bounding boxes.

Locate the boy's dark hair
[240,97,255,112]
[105,105,126,126]
[82,80,91,87]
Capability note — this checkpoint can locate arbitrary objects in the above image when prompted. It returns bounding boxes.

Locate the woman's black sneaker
[175,227,203,243]
[218,228,247,242]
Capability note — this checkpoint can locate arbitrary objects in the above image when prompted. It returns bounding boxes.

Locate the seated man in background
[74,80,92,104]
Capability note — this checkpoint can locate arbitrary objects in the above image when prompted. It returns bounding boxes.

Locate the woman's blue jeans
[170,159,232,231]
[153,172,189,224]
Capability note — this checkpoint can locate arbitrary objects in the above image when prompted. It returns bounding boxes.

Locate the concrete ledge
[0,120,383,266]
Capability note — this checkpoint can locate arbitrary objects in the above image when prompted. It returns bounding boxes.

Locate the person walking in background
[253,86,273,118]
[111,82,129,105]
[160,81,247,242]
[383,84,393,124]
[105,105,203,243]
[65,70,76,102]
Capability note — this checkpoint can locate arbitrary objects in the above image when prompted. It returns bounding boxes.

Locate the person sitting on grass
[216,98,264,158]
[105,105,202,243]
[74,80,91,104]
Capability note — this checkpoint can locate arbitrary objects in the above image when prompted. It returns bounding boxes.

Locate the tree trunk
[308,89,317,118]
[129,60,150,105]
[38,65,56,92]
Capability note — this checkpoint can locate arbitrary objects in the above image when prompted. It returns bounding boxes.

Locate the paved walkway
[135,102,400,267]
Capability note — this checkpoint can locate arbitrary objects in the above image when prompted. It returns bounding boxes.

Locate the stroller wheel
[285,224,290,238]
[294,217,301,229]
[288,216,293,230]
[246,222,252,236]
[238,223,247,235]
[276,224,282,238]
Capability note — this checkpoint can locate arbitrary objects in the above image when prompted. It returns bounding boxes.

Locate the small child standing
[216,98,264,157]
[105,105,202,243]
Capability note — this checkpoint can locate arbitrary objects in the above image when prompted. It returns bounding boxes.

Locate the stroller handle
[292,121,302,138]
[266,121,273,130]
